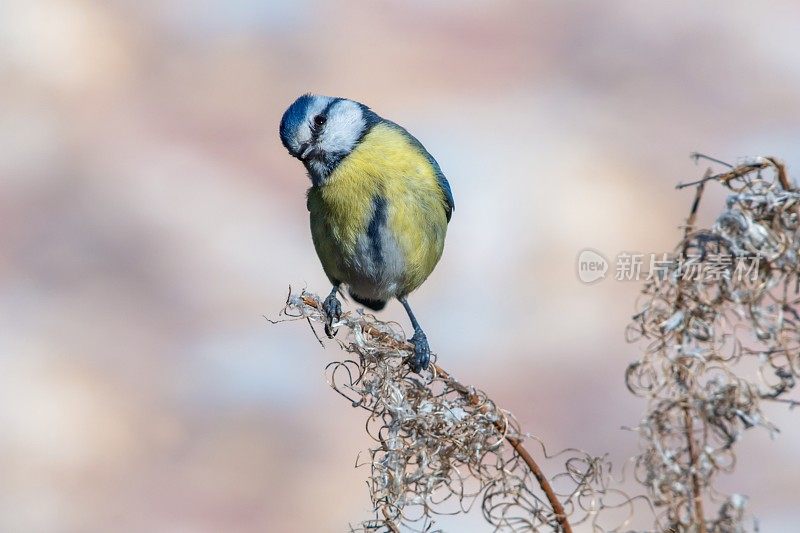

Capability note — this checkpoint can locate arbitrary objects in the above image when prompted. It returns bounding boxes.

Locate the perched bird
[279,94,454,372]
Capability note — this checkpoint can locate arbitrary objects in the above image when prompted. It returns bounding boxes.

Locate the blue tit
[279,94,454,372]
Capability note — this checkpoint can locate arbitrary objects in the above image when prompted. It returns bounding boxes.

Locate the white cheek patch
[318,100,365,155]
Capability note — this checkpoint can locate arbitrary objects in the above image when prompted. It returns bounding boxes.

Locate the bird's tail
[349,291,387,311]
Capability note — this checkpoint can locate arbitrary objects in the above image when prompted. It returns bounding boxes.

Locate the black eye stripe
[309,99,340,140]
[314,99,341,127]
[309,115,325,141]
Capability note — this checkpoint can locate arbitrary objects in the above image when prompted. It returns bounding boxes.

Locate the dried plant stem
[683,171,708,236]
[433,364,573,533]
[683,404,706,533]
[680,175,709,532]
[679,174,707,533]
[298,294,574,532]
[505,435,572,533]
[675,328,707,532]
[765,156,790,190]
[381,507,400,533]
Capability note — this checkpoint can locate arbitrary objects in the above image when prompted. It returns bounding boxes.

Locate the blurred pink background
[2,1,799,531]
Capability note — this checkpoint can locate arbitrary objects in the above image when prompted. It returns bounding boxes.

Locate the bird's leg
[322,284,342,338]
[398,296,430,373]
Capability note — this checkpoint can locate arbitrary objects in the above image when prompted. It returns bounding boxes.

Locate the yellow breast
[308,122,449,294]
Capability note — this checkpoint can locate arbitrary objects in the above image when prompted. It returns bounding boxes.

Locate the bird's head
[279,94,374,186]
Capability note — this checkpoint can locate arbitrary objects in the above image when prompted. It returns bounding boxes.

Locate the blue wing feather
[430,161,455,222]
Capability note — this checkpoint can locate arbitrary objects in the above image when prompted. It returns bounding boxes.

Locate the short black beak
[298,143,313,161]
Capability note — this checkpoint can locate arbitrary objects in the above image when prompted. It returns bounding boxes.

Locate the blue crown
[279,94,314,150]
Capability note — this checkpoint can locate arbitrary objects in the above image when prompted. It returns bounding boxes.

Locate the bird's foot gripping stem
[322,291,342,338]
[408,329,431,373]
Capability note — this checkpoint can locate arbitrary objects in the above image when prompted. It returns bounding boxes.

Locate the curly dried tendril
[276,291,645,532]
[629,156,800,532]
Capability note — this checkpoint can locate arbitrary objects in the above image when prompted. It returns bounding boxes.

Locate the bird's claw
[322,293,342,338]
[408,330,430,373]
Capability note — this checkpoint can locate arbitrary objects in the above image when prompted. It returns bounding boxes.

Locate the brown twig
[683,171,708,238]
[676,180,709,532]
[299,293,574,532]
[683,403,707,533]
[765,156,791,190]
[506,435,572,532]
[381,506,400,533]
[679,156,791,192]
[433,363,572,533]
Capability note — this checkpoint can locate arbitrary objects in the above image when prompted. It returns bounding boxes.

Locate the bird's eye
[313,115,326,127]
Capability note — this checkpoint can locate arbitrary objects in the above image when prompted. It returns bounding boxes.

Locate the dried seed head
[629,157,798,531]
[278,292,642,532]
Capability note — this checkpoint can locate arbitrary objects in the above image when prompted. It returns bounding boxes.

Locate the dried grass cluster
[278,293,636,532]
[626,156,799,532]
